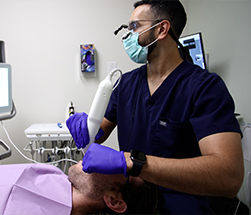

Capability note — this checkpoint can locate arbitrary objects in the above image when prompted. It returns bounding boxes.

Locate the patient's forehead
[129,175,144,185]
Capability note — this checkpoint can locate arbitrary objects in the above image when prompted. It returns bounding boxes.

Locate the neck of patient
[71,186,105,215]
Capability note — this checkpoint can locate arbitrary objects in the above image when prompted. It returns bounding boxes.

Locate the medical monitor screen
[0,63,12,115]
[178,32,206,69]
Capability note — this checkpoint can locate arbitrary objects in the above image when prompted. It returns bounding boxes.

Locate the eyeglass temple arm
[114,24,128,35]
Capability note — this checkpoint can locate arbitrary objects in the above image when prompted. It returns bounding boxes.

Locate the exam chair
[236,123,251,214]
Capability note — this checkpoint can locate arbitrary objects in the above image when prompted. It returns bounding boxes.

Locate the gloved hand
[66,112,104,149]
[82,143,128,178]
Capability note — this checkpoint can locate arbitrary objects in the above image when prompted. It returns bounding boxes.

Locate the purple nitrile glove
[82,143,128,178]
[66,112,104,149]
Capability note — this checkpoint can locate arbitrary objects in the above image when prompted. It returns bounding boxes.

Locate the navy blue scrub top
[105,60,241,214]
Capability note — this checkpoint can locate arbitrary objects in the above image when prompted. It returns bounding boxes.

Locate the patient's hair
[91,177,164,214]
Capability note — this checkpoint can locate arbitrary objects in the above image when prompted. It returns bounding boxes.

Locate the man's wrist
[127,150,146,177]
[124,152,133,175]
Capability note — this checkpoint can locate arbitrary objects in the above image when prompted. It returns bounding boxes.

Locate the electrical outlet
[108,62,117,74]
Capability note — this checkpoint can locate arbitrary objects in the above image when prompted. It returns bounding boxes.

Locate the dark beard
[139,29,157,57]
[148,42,157,56]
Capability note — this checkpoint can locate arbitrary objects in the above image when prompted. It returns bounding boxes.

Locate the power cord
[234,199,241,215]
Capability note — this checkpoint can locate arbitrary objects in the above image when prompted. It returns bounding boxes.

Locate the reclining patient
[0,161,160,215]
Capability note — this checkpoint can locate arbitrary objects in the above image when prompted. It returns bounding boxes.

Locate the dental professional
[67,0,244,214]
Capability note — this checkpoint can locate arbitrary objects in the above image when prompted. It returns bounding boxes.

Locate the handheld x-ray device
[83,69,122,154]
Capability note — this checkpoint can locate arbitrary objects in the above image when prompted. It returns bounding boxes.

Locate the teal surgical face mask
[122,22,161,64]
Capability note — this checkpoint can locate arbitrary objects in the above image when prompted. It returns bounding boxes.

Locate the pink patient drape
[0,163,72,215]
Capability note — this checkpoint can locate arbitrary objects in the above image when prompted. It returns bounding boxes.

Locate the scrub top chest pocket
[153,117,201,159]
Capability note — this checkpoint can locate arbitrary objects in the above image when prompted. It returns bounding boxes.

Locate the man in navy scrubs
[67,0,244,214]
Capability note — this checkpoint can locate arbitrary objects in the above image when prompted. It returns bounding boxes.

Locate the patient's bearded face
[68,161,126,200]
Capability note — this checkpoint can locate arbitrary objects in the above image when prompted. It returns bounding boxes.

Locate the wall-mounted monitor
[0,63,13,117]
[178,32,207,69]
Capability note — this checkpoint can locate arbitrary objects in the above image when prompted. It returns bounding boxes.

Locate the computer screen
[0,63,12,115]
[178,32,207,69]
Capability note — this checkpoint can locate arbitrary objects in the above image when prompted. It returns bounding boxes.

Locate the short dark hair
[121,178,160,214]
[133,0,187,38]
[92,178,164,214]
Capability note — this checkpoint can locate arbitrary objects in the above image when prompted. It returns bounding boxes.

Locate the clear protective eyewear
[114,19,163,40]
[128,20,163,32]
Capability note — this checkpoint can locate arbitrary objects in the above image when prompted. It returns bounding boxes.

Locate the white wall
[1,0,251,164]
[0,0,137,164]
[185,0,251,126]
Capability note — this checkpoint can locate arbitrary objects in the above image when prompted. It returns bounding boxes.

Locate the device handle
[0,139,12,160]
[83,69,122,154]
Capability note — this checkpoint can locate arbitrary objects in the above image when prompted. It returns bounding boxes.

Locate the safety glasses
[128,20,163,32]
[114,19,163,35]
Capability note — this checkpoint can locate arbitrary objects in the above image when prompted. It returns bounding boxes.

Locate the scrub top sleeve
[191,74,241,141]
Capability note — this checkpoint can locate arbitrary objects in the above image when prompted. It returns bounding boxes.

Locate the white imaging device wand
[82,69,122,154]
